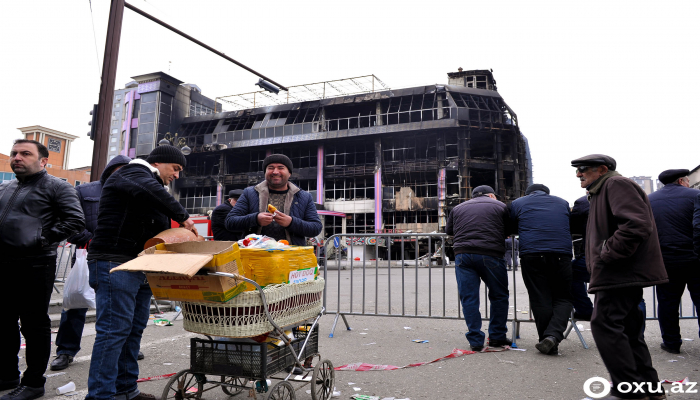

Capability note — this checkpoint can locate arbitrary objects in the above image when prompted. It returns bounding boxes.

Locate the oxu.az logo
[583,377,698,398]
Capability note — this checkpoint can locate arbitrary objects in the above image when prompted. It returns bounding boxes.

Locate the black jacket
[694,191,700,259]
[211,201,243,241]
[648,183,700,266]
[68,155,131,247]
[509,191,572,255]
[446,196,509,258]
[0,169,84,262]
[570,195,589,258]
[88,159,190,263]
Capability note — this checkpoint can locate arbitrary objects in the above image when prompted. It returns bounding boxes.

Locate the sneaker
[660,343,680,354]
[0,379,19,391]
[470,345,484,352]
[487,337,512,347]
[573,312,592,321]
[137,351,145,360]
[535,336,558,355]
[49,354,73,371]
[0,385,44,400]
[131,394,156,400]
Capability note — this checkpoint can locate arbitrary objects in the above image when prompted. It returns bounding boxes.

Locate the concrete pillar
[375,102,383,126]
[374,138,383,233]
[216,183,222,206]
[438,167,446,230]
[317,144,324,204]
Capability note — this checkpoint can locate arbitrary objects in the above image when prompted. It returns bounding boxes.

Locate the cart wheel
[161,369,204,400]
[221,376,249,396]
[265,381,295,400]
[311,359,335,400]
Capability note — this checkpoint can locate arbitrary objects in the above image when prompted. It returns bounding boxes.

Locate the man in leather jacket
[0,139,84,400]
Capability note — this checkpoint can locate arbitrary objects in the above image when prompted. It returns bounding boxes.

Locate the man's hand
[180,218,198,236]
[273,211,292,228]
[257,212,274,227]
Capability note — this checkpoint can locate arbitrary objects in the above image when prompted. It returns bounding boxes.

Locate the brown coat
[585,173,668,293]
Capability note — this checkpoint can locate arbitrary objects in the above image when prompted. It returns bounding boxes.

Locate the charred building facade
[173,70,531,238]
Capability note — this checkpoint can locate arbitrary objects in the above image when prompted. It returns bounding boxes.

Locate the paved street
[4,269,700,400]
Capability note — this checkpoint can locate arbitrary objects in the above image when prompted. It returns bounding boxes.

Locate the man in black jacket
[85,145,194,400]
[0,139,84,400]
[211,189,244,241]
[570,195,594,321]
[649,169,700,354]
[49,155,132,372]
[446,185,510,351]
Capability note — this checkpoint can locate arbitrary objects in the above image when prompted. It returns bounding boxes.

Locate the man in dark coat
[50,155,131,372]
[510,184,573,355]
[211,189,245,241]
[504,237,519,270]
[570,195,594,321]
[648,168,700,354]
[0,140,84,400]
[446,185,510,351]
[226,154,322,245]
[572,154,667,400]
[86,145,195,400]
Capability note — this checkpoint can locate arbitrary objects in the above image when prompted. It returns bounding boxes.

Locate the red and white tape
[335,347,497,371]
[136,373,177,383]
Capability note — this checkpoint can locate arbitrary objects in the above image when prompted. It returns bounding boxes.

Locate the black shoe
[547,344,559,355]
[660,342,680,354]
[573,312,592,321]
[49,354,73,371]
[470,345,484,352]
[285,366,303,375]
[535,336,558,355]
[0,379,19,391]
[137,351,145,360]
[0,386,44,400]
[487,337,512,347]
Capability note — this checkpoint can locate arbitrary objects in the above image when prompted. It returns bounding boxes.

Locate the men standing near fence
[0,139,84,400]
[49,155,133,372]
[211,189,245,241]
[572,154,667,400]
[85,145,195,400]
[648,169,700,354]
[447,185,510,351]
[509,183,573,355]
[226,154,322,245]
[570,195,594,321]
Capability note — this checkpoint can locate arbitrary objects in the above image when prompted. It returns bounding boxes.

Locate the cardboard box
[239,246,318,290]
[110,241,246,303]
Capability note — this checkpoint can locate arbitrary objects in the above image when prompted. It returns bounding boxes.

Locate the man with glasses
[648,169,700,354]
[572,154,667,400]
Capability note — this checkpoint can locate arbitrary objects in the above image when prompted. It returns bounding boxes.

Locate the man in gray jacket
[446,185,510,351]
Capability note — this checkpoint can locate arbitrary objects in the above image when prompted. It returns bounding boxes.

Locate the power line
[88,0,101,78]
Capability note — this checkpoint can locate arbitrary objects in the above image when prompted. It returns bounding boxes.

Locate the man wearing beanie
[226,154,322,245]
[571,154,667,400]
[211,189,245,241]
[85,145,195,400]
[446,185,511,351]
[510,183,573,355]
[648,169,700,355]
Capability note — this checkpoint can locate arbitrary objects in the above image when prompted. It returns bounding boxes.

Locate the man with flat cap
[211,189,245,241]
[446,185,511,351]
[509,184,573,355]
[226,154,322,245]
[648,169,700,354]
[572,154,667,400]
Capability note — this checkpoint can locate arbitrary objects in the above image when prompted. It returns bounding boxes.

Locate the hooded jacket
[67,155,131,247]
[225,181,322,246]
[446,195,509,258]
[0,169,84,262]
[509,190,572,255]
[585,172,668,293]
[88,158,190,263]
[648,183,700,266]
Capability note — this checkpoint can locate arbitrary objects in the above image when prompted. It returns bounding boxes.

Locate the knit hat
[525,184,550,195]
[472,185,495,197]
[263,154,293,174]
[146,145,187,168]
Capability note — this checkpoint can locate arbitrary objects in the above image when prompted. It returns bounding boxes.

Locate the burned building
[172,70,531,239]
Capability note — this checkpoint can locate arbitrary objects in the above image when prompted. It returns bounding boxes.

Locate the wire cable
[88,0,101,78]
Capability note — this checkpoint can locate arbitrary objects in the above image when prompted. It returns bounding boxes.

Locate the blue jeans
[455,254,509,347]
[55,308,88,357]
[571,257,593,317]
[86,260,152,400]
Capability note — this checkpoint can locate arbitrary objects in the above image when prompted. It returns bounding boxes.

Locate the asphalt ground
[5,268,700,400]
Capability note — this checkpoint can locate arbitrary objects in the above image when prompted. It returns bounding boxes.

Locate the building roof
[131,71,184,86]
[17,126,79,141]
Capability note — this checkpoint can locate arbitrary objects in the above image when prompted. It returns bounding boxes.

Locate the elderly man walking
[572,154,667,400]
[446,185,511,351]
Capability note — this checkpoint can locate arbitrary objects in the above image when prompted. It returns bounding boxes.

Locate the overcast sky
[1,0,698,204]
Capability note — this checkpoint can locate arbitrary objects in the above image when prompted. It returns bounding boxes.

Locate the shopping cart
[161,272,334,400]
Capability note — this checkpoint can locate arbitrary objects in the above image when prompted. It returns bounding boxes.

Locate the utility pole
[90,0,125,182]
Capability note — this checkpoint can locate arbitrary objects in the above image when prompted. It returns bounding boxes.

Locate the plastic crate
[189,324,319,380]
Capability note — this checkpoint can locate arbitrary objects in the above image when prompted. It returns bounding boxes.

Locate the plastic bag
[62,249,96,310]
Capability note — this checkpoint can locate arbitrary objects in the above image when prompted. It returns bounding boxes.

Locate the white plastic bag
[62,249,96,310]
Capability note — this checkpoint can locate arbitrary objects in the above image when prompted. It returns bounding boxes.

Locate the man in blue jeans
[85,145,195,400]
[446,185,510,351]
